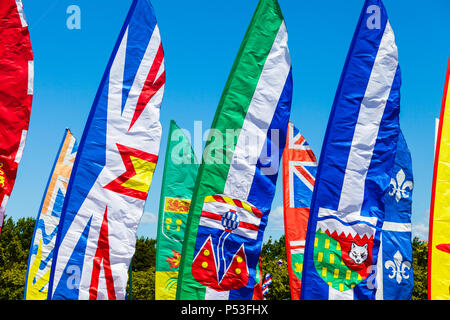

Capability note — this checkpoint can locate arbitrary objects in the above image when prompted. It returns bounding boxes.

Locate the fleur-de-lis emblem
[384,251,411,284]
[389,169,413,202]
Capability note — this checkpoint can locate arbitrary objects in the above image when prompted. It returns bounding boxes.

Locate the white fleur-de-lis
[385,250,411,284]
[389,169,413,202]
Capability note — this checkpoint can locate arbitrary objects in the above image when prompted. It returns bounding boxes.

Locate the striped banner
[24,129,78,300]
[301,0,401,300]
[177,0,292,300]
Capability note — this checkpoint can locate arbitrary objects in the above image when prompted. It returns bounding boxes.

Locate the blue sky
[7,0,449,242]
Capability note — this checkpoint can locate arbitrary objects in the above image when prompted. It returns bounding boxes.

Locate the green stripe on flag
[177,0,285,300]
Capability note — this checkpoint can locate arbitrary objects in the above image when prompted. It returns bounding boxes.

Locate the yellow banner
[429,55,450,300]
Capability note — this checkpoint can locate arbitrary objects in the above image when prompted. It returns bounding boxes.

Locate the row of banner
[1,0,449,300]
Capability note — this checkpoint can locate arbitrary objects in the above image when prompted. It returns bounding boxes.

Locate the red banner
[0,0,34,232]
[282,122,317,300]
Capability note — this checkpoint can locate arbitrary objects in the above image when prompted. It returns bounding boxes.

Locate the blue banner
[376,130,414,300]
[301,0,401,300]
[48,0,165,300]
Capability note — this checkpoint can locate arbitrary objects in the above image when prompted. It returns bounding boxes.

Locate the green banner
[155,120,198,300]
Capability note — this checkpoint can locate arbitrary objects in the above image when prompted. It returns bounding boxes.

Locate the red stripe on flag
[201,211,222,221]
[294,135,305,145]
[233,198,243,209]
[289,149,317,163]
[89,207,116,300]
[250,206,263,219]
[212,194,226,203]
[294,165,315,187]
[239,221,259,231]
[129,43,165,131]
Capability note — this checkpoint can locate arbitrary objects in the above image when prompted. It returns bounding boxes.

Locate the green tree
[131,237,156,271]
[128,268,155,300]
[128,237,156,300]
[0,216,35,300]
[260,235,290,300]
[412,237,428,300]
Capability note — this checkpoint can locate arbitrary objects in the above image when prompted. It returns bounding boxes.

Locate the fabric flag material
[252,258,264,300]
[0,0,34,233]
[177,0,292,300]
[24,129,78,300]
[155,120,198,300]
[262,273,272,298]
[48,0,165,300]
[301,0,401,300]
[376,130,414,300]
[429,54,450,300]
[282,121,317,300]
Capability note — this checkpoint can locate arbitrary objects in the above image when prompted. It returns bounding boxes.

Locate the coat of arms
[192,195,262,291]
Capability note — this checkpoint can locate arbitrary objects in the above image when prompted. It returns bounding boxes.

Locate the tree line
[0,216,428,300]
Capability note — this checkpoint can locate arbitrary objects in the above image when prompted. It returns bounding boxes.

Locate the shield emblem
[161,197,190,242]
[192,194,262,291]
[313,216,376,292]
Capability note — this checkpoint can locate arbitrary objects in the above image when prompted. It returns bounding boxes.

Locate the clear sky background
[7,0,449,242]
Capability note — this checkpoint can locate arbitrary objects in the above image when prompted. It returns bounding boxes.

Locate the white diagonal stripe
[14,130,28,163]
[338,21,398,217]
[224,21,291,201]
[327,21,398,301]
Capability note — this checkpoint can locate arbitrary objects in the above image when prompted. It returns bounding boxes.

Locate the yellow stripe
[346,270,352,280]
[241,201,253,213]
[318,252,323,262]
[334,269,339,279]
[204,195,216,203]
[222,196,236,206]
[25,240,49,300]
[329,254,335,264]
